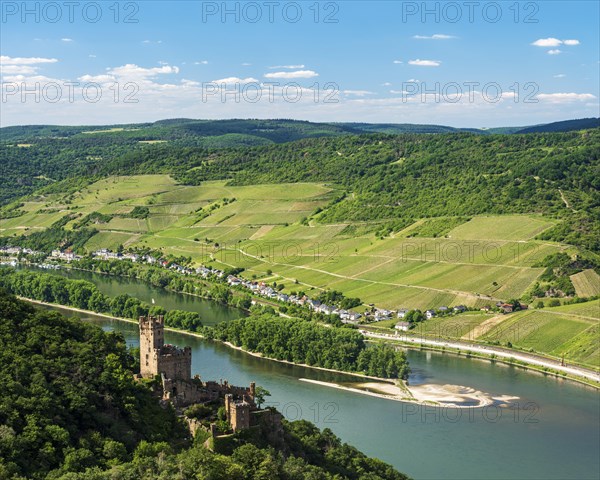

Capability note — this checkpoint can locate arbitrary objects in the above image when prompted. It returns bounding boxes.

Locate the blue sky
[1,1,598,126]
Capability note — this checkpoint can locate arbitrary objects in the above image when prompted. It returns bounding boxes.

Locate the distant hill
[337,122,471,134]
[3,118,598,145]
[515,118,600,134]
[0,119,361,145]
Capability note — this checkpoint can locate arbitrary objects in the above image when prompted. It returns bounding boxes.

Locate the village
[0,245,526,331]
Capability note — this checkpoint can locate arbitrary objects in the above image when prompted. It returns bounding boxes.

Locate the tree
[254,386,271,409]
[405,309,425,324]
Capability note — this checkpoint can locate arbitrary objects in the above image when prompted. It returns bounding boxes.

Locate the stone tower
[139,315,192,380]
[225,394,251,432]
[140,315,165,378]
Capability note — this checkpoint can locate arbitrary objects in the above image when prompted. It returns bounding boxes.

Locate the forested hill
[115,129,599,252]
[515,117,600,134]
[0,291,410,480]
[1,118,597,205]
[2,127,599,252]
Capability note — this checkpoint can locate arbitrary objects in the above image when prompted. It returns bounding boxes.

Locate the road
[363,331,600,384]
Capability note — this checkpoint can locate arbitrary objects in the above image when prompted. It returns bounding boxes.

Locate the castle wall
[139,315,259,434]
[157,346,192,380]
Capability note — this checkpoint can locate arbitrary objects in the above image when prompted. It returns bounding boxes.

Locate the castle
[138,315,267,433]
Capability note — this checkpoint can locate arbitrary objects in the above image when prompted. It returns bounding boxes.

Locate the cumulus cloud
[1,65,37,74]
[0,56,59,76]
[547,49,562,55]
[77,74,117,84]
[0,56,58,65]
[413,34,456,40]
[408,59,441,67]
[211,76,259,84]
[532,38,580,47]
[264,70,318,79]
[532,37,563,47]
[393,60,403,64]
[268,64,305,69]
[537,92,596,103]
[107,64,179,78]
[343,90,374,96]
[61,38,73,42]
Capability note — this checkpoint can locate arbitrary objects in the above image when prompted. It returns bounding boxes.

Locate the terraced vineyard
[1,174,573,310]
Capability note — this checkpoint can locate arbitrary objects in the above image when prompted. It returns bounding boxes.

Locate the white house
[395,321,410,332]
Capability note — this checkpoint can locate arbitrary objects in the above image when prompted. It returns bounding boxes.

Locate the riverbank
[23,298,496,408]
[365,331,600,387]
[299,378,501,408]
[21,299,397,384]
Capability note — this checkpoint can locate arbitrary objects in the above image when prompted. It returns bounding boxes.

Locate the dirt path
[559,189,575,211]
[461,314,507,340]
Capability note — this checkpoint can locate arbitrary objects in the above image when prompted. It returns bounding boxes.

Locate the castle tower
[140,315,165,378]
[139,315,192,381]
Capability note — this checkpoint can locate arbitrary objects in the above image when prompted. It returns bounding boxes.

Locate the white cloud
[194,60,209,65]
[181,79,201,87]
[553,74,566,78]
[264,70,318,79]
[88,54,97,58]
[532,37,562,47]
[413,34,455,40]
[408,59,441,67]
[107,64,179,78]
[343,90,374,96]
[393,60,403,64]
[0,56,58,65]
[1,65,37,74]
[268,64,305,69]
[407,78,420,83]
[537,92,596,103]
[532,37,580,47]
[382,82,392,86]
[211,76,259,84]
[78,74,117,84]
[241,62,252,66]
[142,40,162,44]
[547,49,562,55]
[61,38,73,42]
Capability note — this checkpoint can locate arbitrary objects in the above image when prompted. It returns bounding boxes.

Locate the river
[26,267,600,480]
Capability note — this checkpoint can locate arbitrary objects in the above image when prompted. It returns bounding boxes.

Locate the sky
[1,0,599,127]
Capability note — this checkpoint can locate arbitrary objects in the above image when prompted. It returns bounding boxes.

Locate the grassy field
[480,303,599,368]
[1,175,572,312]
[447,215,556,241]
[570,269,600,297]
